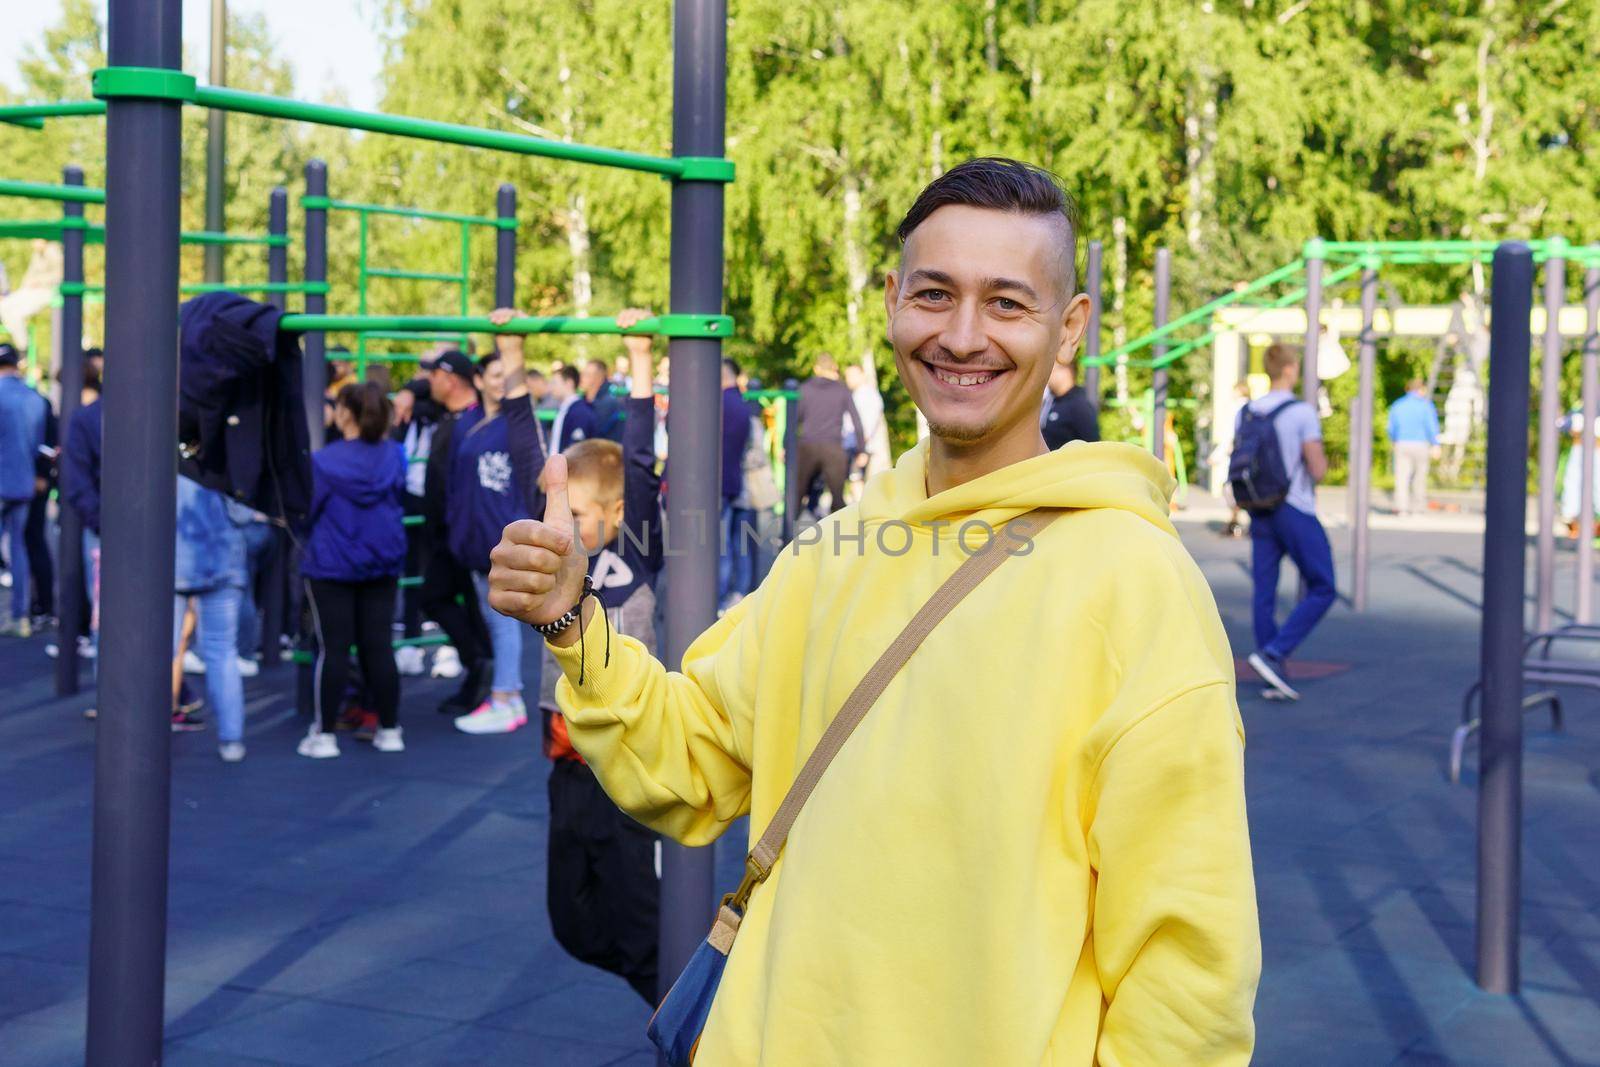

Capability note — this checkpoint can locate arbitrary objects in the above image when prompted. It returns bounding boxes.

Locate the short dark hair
[895,157,1080,292]
[556,365,581,389]
[722,357,741,378]
[477,352,499,372]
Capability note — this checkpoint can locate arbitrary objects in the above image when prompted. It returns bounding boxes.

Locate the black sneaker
[439,660,490,714]
[170,708,208,732]
[1248,651,1299,701]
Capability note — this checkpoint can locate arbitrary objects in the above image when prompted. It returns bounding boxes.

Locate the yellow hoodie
[549,439,1260,1066]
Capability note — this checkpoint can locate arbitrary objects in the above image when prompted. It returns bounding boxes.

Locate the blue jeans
[719,502,756,604]
[2,499,29,621]
[237,521,275,657]
[473,571,529,695]
[173,587,245,742]
[84,529,100,667]
[1250,504,1337,660]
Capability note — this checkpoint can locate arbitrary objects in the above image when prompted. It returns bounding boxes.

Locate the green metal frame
[0,67,735,184]
[283,312,734,338]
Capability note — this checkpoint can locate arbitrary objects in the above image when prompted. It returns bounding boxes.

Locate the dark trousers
[797,440,848,516]
[304,577,401,731]
[25,491,53,618]
[547,759,660,1005]
[1250,504,1337,659]
[401,493,425,638]
[418,535,488,668]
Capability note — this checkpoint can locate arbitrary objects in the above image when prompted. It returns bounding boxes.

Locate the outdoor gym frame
[0,174,299,698]
[78,1,731,1063]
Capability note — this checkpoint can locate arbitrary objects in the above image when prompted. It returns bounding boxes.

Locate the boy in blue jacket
[532,309,664,1003]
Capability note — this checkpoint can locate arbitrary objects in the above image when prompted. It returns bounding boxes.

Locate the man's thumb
[543,454,575,549]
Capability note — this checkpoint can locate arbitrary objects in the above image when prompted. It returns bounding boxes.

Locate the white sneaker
[372,726,405,752]
[431,645,463,679]
[236,656,260,678]
[296,725,340,759]
[394,646,426,676]
[182,650,206,674]
[453,699,527,735]
[218,741,246,762]
[80,636,96,659]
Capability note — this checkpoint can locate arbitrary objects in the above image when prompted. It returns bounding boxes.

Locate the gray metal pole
[782,378,799,545]
[1477,241,1534,995]
[203,0,226,283]
[1578,265,1600,625]
[1151,247,1169,460]
[266,185,287,311]
[495,184,516,309]
[659,0,726,1005]
[87,0,182,1061]
[1535,246,1564,634]
[1083,239,1102,408]
[303,160,328,450]
[1351,267,1378,612]
[1302,239,1325,402]
[55,165,87,696]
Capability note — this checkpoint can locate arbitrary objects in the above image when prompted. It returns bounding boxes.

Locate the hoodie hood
[315,439,405,506]
[858,438,1177,536]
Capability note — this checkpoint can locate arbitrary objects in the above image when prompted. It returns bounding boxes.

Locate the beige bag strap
[726,507,1065,911]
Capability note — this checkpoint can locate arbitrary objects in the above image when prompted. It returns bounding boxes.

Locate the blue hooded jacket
[301,438,407,582]
[446,394,546,573]
[62,397,103,533]
[0,374,47,503]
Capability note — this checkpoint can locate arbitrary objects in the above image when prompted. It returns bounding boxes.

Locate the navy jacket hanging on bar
[177,292,313,524]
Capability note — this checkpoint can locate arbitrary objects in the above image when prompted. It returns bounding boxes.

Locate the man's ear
[883,271,900,345]
[1056,292,1091,367]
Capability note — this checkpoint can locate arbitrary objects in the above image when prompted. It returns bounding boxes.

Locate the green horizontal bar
[0,178,106,205]
[303,196,512,229]
[402,515,423,527]
[367,267,467,283]
[286,313,733,338]
[180,230,288,247]
[59,282,106,296]
[1088,258,1306,366]
[1146,258,1368,368]
[0,101,106,128]
[180,281,329,295]
[1321,239,1536,256]
[398,576,422,589]
[357,332,471,343]
[0,219,103,243]
[745,389,800,401]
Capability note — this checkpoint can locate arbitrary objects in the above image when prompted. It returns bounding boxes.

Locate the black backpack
[1228,400,1297,513]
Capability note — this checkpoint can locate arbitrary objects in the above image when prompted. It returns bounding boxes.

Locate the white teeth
[932,367,997,387]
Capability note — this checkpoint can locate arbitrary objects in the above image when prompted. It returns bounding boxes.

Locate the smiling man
[489,157,1259,1065]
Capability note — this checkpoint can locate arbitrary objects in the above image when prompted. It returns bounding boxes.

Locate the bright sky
[0,0,385,112]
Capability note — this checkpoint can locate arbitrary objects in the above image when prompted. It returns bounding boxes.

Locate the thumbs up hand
[489,454,590,641]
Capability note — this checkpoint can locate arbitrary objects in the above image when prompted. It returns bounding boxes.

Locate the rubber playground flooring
[4,519,1600,1066]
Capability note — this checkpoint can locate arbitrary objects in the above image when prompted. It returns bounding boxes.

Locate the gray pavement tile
[175,998,454,1066]
[316,957,545,1023]
[0,955,85,1022]
[352,1022,650,1066]
[476,976,651,1047]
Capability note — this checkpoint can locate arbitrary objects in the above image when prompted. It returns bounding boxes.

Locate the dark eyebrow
[905,269,1039,304]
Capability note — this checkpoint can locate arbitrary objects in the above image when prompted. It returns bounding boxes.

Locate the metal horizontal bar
[180,230,289,247]
[1090,258,1306,365]
[402,515,423,527]
[0,219,103,243]
[745,389,800,401]
[187,80,706,180]
[397,577,422,589]
[0,178,106,205]
[179,282,330,295]
[59,283,107,296]
[284,313,734,338]
[0,101,106,127]
[366,267,468,283]
[303,197,511,229]
[345,334,469,345]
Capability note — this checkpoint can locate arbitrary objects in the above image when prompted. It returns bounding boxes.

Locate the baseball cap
[422,349,477,382]
[0,343,20,367]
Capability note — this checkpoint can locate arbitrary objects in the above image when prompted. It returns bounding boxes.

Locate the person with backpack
[1228,341,1335,701]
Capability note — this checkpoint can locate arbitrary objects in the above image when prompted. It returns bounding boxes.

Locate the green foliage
[4,0,1598,462]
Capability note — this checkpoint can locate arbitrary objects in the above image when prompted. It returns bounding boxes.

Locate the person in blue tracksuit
[297,382,408,759]
[449,313,548,736]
